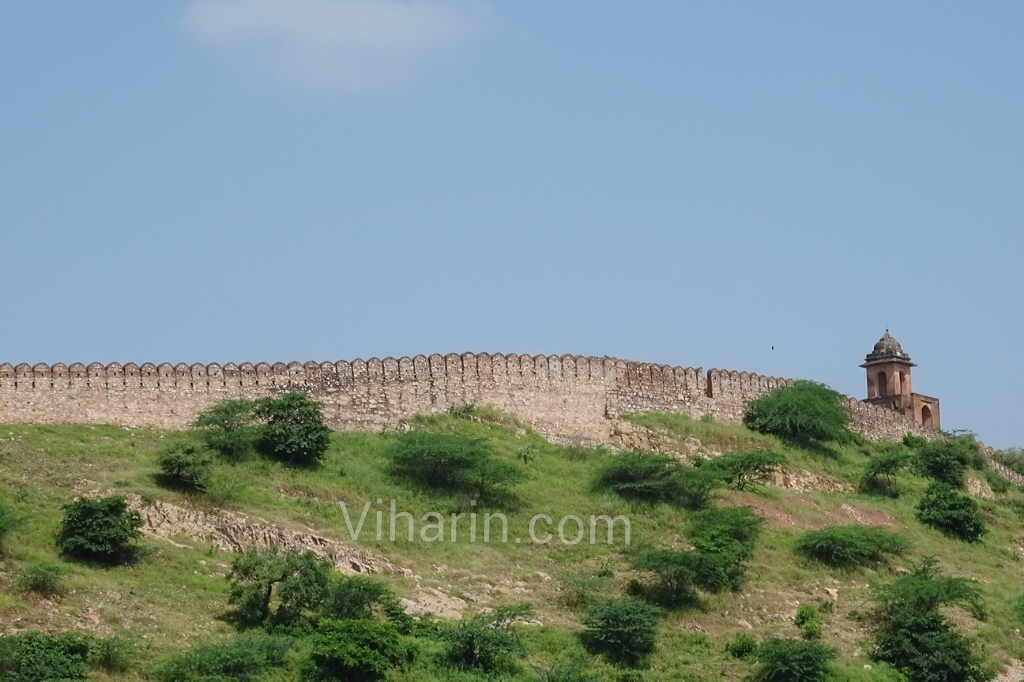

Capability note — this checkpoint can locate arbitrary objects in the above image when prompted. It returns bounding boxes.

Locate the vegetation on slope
[0,385,1022,680]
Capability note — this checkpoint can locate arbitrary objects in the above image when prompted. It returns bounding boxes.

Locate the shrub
[725,632,758,659]
[253,392,332,466]
[581,598,662,668]
[153,633,293,682]
[388,431,524,501]
[595,452,695,506]
[994,448,1024,477]
[303,619,411,682]
[688,506,763,559]
[190,398,259,460]
[629,549,734,608]
[91,636,133,674]
[794,525,909,569]
[0,631,92,682]
[540,659,599,682]
[16,560,71,596]
[870,558,988,682]
[227,546,332,628]
[704,450,786,490]
[915,483,987,542]
[56,495,142,565]
[902,433,927,449]
[676,466,726,510]
[321,575,411,631]
[861,450,911,496]
[981,468,1010,494]
[753,638,836,682]
[199,465,251,506]
[794,605,822,639]
[157,439,215,490]
[439,605,531,674]
[917,439,978,488]
[744,380,851,445]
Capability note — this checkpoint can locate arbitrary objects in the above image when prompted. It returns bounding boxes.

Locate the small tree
[321,576,411,632]
[753,638,836,682]
[744,380,851,445]
[915,483,987,542]
[861,450,911,496]
[302,619,411,682]
[581,598,662,668]
[704,450,786,490]
[253,392,332,466]
[794,525,909,570]
[916,439,980,488]
[191,398,259,460]
[439,605,531,674]
[870,558,988,682]
[16,560,72,596]
[388,431,523,501]
[594,452,703,506]
[227,546,332,628]
[794,605,822,639]
[56,495,142,565]
[157,439,215,490]
[629,549,734,608]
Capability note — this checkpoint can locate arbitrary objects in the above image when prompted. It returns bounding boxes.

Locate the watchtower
[861,330,940,429]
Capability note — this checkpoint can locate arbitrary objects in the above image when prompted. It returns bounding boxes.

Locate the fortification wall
[0,354,931,443]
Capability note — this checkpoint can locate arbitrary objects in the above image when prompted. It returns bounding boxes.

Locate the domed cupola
[864,330,913,364]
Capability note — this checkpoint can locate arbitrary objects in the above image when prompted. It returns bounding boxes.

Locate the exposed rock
[967,476,994,499]
[125,495,407,576]
[769,468,851,493]
[399,588,468,619]
[609,421,676,453]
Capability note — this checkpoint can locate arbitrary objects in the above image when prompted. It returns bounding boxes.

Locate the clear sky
[1,2,1021,448]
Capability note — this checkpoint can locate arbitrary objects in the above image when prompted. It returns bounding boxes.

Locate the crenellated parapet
[0,353,932,443]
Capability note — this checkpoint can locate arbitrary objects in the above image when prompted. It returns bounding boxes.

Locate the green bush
[794,525,909,569]
[676,466,726,510]
[744,380,851,445]
[388,431,524,501]
[157,439,215,490]
[227,546,332,628]
[321,576,411,631]
[915,483,987,542]
[753,638,836,682]
[861,450,911,496]
[91,636,133,674]
[439,605,531,674]
[916,438,979,488]
[981,468,1010,494]
[994,447,1024,477]
[794,605,822,639]
[704,450,786,490]
[302,619,411,682]
[540,659,600,682]
[0,630,92,682]
[16,561,71,596]
[594,452,698,506]
[724,632,758,659]
[253,392,332,466]
[153,633,293,682]
[870,558,988,682]
[55,495,142,565]
[628,549,734,608]
[581,598,662,668]
[190,398,259,460]
[688,506,762,558]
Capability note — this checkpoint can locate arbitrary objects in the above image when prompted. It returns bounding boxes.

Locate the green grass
[0,414,1023,680]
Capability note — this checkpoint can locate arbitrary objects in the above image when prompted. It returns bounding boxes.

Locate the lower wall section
[0,353,935,443]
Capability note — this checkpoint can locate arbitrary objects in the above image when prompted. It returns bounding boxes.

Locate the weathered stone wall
[0,354,932,443]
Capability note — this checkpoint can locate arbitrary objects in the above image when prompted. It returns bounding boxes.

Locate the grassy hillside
[1,409,1023,681]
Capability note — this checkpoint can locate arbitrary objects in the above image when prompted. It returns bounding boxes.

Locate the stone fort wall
[0,353,935,443]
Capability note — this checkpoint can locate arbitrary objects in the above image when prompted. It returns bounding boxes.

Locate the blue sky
[1,2,1021,448]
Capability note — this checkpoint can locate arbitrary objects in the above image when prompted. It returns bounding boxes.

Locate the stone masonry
[0,354,935,443]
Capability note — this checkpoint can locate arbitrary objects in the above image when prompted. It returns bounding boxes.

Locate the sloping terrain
[1,412,1024,680]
